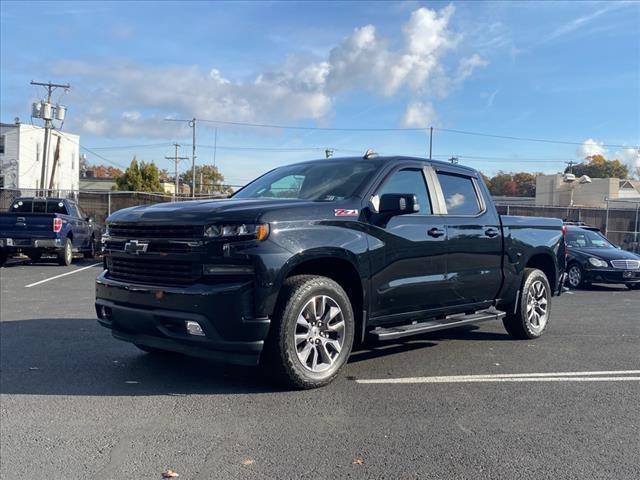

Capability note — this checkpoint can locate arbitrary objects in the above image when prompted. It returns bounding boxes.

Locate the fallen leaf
[352,456,365,465]
[242,458,255,466]
[162,469,179,478]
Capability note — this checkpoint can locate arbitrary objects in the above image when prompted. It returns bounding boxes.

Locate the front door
[367,166,450,322]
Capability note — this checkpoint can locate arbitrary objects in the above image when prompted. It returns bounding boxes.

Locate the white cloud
[576,138,605,159]
[53,4,484,138]
[401,101,438,128]
[616,147,640,170]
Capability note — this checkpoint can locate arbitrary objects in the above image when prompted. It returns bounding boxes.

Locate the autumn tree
[180,164,233,195]
[566,154,629,179]
[87,164,123,178]
[114,157,162,192]
[487,171,538,197]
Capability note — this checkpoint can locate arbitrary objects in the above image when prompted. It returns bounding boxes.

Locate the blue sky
[1,0,639,184]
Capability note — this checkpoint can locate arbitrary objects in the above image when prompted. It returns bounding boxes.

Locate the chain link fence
[2,187,638,253]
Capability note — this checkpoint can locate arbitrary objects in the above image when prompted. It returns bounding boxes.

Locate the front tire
[504,268,552,339]
[57,238,73,266]
[566,263,584,289]
[0,251,8,267]
[627,283,640,290]
[263,275,355,389]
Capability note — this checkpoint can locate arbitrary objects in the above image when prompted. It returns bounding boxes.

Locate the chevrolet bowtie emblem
[124,240,148,255]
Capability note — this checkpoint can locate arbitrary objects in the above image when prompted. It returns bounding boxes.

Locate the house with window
[0,121,80,192]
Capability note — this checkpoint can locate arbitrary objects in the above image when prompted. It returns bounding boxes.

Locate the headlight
[204,223,269,241]
[588,257,608,268]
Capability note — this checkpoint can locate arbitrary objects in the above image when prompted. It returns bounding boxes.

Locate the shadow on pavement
[0,317,279,396]
[1,319,511,396]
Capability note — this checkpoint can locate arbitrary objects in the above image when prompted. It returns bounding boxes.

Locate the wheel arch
[270,250,366,342]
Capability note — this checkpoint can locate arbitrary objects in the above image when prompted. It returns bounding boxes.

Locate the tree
[88,164,123,178]
[486,171,538,197]
[114,157,162,192]
[566,154,629,179]
[180,165,233,195]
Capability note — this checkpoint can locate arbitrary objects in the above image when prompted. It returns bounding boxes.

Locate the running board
[370,309,506,341]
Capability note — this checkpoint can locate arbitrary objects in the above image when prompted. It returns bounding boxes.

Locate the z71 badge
[334,209,359,217]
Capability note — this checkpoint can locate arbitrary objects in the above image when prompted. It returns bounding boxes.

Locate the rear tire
[504,268,552,339]
[263,275,355,389]
[57,238,73,266]
[83,236,97,259]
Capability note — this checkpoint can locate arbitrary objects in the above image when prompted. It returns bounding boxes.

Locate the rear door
[367,164,450,321]
[433,167,503,309]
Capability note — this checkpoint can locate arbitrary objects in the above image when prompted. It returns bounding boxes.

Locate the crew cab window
[437,172,482,215]
[378,169,431,214]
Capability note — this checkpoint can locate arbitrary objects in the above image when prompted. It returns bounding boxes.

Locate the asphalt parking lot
[1,260,639,479]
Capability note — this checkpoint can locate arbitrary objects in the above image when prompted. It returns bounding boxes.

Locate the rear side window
[11,200,33,212]
[378,168,432,214]
[47,201,69,215]
[437,172,482,215]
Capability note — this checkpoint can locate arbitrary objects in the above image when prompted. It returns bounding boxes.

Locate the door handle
[485,228,500,238]
[427,227,445,238]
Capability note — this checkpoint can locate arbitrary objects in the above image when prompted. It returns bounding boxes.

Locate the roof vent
[363,148,378,159]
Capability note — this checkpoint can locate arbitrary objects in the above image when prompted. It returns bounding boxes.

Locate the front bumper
[583,268,640,284]
[95,271,270,366]
[0,237,63,250]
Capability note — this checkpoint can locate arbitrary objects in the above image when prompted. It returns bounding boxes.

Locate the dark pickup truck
[96,156,566,388]
[0,197,101,266]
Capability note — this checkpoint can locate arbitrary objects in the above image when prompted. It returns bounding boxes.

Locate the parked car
[0,197,101,266]
[564,224,640,290]
[96,155,566,389]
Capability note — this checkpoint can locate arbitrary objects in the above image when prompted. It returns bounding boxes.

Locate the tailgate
[0,213,57,239]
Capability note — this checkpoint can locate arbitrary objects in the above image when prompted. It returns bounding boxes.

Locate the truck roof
[288,155,478,174]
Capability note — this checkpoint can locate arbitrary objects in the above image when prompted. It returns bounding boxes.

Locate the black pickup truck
[0,197,101,266]
[96,156,566,388]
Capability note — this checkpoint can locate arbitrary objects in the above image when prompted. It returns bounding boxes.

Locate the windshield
[566,229,614,249]
[233,161,378,201]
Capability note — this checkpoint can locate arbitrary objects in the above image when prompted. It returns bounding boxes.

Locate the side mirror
[378,193,420,215]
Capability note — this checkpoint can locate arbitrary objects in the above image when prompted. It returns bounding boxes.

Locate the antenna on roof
[363,148,378,159]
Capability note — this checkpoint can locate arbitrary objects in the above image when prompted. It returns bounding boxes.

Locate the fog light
[185,320,205,336]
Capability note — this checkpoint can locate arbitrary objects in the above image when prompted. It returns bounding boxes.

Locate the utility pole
[31,80,70,195]
[325,148,334,159]
[565,160,576,173]
[429,126,433,161]
[188,118,197,198]
[449,156,459,165]
[165,143,189,201]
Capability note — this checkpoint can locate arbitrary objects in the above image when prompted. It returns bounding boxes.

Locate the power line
[164,117,638,148]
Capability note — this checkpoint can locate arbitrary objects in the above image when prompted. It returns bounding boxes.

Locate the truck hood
[107,198,324,224]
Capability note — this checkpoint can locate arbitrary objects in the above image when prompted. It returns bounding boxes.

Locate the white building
[535,174,640,208]
[0,121,80,191]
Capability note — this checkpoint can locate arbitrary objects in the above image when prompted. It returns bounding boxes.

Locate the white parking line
[25,263,102,288]
[356,370,640,384]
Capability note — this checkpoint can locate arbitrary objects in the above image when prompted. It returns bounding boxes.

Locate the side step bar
[370,308,506,341]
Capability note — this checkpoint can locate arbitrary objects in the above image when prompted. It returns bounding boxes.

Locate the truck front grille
[109,257,200,286]
[109,223,204,239]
